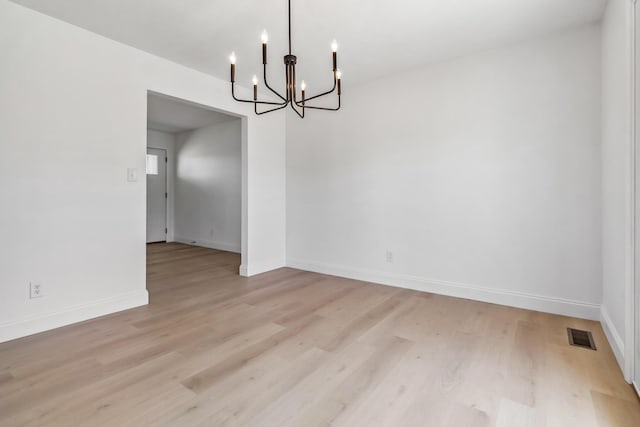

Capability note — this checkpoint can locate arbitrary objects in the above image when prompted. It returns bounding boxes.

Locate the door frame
[146,146,168,243]
[145,90,248,275]
[632,0,639,393]
[605,0,638,389]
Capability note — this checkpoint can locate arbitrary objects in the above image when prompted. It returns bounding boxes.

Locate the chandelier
[228,0,342,118]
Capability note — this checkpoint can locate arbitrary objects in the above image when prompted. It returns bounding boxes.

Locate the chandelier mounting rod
[288,0,292,55]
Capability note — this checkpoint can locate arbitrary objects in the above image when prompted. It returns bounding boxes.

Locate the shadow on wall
[174,119,242,254]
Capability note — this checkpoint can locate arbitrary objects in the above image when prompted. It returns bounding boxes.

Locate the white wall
[287,25,602,320]
[147,129,176,242]
[601,0,633,376]
[0,0,286,343]
[174,119,242,253]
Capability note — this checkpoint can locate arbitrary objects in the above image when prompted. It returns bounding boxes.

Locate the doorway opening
[145,92,246,285]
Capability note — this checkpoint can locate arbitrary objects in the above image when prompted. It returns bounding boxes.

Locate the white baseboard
[239,264,248,276]
[174,237,281,277]
[174,236,241,253]
[286,258,601,320]
[241,259,286,277]
[600,305,626,373]
[0,289,149,344]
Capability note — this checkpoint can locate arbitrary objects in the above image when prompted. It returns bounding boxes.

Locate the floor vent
[567,328,596,350]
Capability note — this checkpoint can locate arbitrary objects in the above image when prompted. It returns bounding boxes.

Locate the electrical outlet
[30,282,43,299]
[386,251,394,263]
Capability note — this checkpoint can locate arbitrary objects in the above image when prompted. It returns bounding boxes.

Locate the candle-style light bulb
[252,75,258,101]
[261,31,268,64]
[336,70,342,96]
[336,70,342,80]
[301,80,306,91]
[229,52,236,83]
[331,40,338,71]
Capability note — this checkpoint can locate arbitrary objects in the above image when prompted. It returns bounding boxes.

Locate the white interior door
[146,147,167,243]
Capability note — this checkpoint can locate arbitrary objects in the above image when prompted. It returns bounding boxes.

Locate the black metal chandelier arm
[289,99,305,118]
[291,71,339,111]
[294,95,340,111]
[298,78,337,103]
[291,64,298,101]
[263,64,287,102]
[292,83,337,106]
[288,63,303,118]
[255,101,289,115]
[286,64,292,101]
[231,83,287,106]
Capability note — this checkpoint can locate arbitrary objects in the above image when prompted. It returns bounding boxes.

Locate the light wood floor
[1,243,638,426]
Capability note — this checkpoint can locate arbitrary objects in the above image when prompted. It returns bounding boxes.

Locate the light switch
[127,168,138,182]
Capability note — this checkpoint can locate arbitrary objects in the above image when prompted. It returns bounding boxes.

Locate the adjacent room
[146,93,242,250]
[1,0,639,425]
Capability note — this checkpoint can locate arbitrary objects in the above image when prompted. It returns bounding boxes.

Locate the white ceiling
[12,0,607,91]
[147,93,237,134]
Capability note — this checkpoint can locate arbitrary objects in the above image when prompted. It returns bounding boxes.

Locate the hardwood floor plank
[591,390,640,427]
[294,335,413,426]
[242,340,379,427]
[318,294,407,352]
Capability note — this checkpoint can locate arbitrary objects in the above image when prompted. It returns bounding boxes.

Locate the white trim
[287,258,600,320]
[0,289,149,344]
[240,116,249,279]
[174,236,241,253]
[239,264,249,276]
[628,0,638,384]
[243,259,286,277]
[602,305,626,371]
